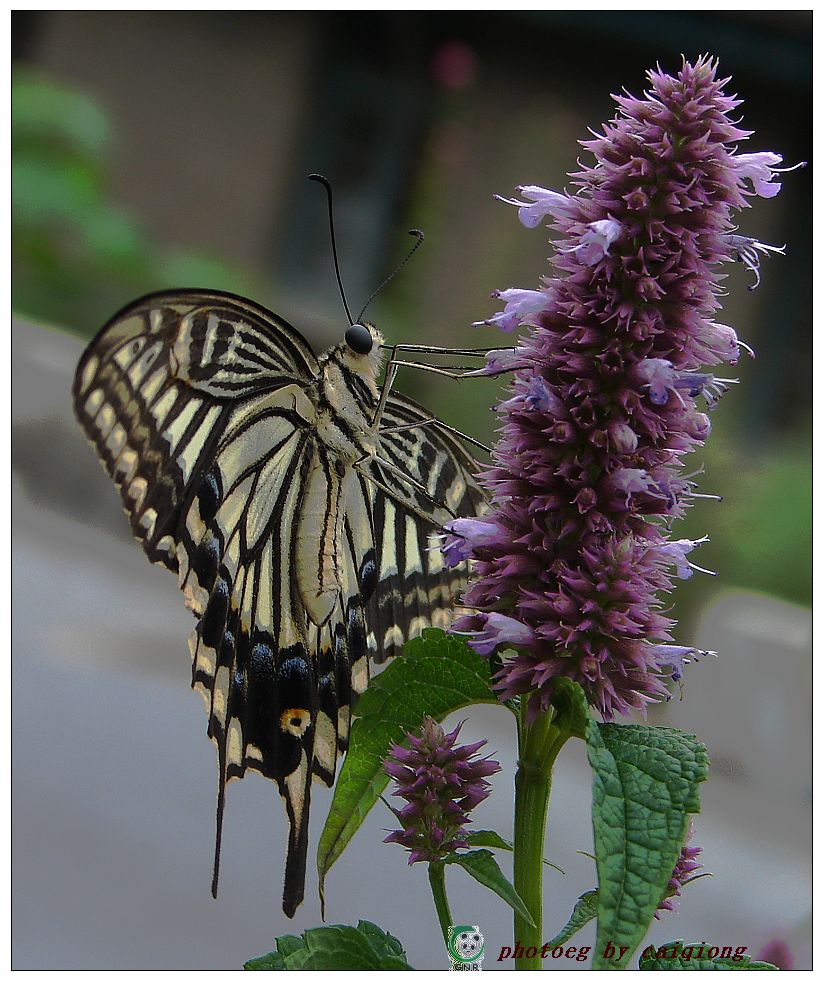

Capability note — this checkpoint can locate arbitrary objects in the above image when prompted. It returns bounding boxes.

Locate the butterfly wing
[364,392,487,661]
[186,412,373,917]
[73,291,347,916]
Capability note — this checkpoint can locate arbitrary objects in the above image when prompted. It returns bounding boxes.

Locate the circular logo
[448,925,485,964]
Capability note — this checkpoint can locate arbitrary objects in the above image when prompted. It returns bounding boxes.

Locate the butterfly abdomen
[295,447,347,626]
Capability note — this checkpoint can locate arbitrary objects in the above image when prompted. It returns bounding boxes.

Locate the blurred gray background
[12,10,811,970]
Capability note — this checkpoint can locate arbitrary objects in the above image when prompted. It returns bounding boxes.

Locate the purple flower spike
[656,823,704,917]
[450,57,794,719]
[730,151,785,198]
[652,538,712,580]
[382,718,501,864]
[635,359,677,405]
[756,940,794,971]
[726,234,786,292]
[652,644,709,682]
[495,374,563,415]
[461,347,532,378]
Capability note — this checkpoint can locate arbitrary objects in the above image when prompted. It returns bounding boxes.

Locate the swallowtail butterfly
[72,288,486,916]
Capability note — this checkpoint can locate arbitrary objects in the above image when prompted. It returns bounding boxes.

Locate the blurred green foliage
[12,69,258,337]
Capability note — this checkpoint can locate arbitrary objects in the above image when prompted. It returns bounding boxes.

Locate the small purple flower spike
[656,823,704,917]
[383,718,501,864]
[494,184,578,228]
[452,57,795,719]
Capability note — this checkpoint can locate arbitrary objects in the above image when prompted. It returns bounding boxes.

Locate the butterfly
[72,287,486,916]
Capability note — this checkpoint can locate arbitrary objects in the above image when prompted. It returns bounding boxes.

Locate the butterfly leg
[378,417,491,454]
[372,340,517,428]
[371,355,470,427]
[380,342,514,357]
[371,356,399,429]
[390,359,480,375]
[372,355,490,429]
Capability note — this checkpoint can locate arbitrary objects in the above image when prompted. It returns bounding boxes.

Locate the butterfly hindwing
[139,358,370,916]
[366,392,487,661]
[180,382,324,917]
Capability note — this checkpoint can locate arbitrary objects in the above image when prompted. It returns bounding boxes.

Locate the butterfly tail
[270,637,317,918]
[281,779,312,918]
[211,745,227,898]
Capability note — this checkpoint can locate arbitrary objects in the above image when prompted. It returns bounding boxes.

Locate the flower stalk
[427,861,453,947]
[512,702,568,970]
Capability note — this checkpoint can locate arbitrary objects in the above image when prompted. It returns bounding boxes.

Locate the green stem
[513,698,567,970]
[428,860,452,949]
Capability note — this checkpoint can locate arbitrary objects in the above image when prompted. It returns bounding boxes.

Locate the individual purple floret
[448,57,794,719]
[383,718,501,864]
[656,825,704,917]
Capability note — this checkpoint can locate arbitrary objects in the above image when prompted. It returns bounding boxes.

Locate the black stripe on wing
[364,393,487,662]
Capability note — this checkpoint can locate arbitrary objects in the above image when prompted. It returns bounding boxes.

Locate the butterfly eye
[344,323,373,355]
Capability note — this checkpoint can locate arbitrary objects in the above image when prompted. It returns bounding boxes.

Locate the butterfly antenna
[357,229,424,322]
[308,174,354,325]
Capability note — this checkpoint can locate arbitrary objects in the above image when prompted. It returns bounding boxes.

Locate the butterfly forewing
[73,289,486,918]
[72,291,318,570]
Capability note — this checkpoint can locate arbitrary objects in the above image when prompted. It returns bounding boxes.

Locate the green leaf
[356,919,409,961]
[587,724,709,970]
[443,849,535,927]
[638,940,778,970]
[244,921,412,970]
[275,934,306,959]
[464,829,513,851]
[244,949,286,970]
[544,890,599,949]
[13,71,109,155]
[12,157,100,222]
[464,829,565,873]
[317,629,499,902]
